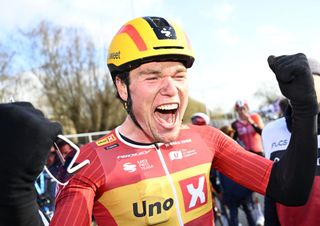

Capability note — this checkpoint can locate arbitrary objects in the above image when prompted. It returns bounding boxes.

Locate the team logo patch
[104,143,119,150]
[179,174,208,212]
[96,134,117,146]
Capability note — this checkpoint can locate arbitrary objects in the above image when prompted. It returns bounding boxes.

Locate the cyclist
[262,58,320,226]
[47,16,317,226]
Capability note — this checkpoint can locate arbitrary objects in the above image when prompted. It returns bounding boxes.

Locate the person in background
[231,100,265,225]
[47,16,318,226]
[0,102,62,226]
[191,112,210,126]
[262,57,320,226]
[232,100,264,156]
[219,125,256,226]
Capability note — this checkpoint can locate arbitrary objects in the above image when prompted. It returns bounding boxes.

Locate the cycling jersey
[50,125,273,226]
[231,114,263,154]
[262,117,320,226]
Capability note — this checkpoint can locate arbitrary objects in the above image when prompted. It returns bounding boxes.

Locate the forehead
[133,61,186,73]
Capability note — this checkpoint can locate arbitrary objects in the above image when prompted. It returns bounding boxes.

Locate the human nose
[160,76,178,96]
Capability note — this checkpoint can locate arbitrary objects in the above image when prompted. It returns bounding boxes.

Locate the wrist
[291,99,319,117]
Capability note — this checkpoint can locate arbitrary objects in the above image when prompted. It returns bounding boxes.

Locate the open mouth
[154,103,179,126]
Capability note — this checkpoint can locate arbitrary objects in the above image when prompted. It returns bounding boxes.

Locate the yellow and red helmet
[107,16,195,81]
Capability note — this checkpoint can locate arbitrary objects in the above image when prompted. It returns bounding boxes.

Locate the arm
[264,197,281,226]
[50,178,96,226]
[265,53,318,205]
[50,143,103,226]
[250,122,262,135]
[0,102,62,226]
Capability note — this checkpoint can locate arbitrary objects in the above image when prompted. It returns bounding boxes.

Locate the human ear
[115,77,128,101]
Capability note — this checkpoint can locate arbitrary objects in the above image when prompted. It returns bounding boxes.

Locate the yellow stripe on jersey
[97,163,212,225]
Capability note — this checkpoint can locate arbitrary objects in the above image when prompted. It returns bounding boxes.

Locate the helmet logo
[160,28,172,37]
[108,51,121,60]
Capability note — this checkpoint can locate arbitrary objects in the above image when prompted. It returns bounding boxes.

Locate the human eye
[173,72,187,81]
[143,70,161,81]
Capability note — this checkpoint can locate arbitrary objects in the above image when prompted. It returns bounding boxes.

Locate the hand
[267,53,317,108]
[0,102,62,206]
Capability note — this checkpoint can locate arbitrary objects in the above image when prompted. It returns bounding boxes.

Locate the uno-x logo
[132,197,174,218]
[179,174,208,212]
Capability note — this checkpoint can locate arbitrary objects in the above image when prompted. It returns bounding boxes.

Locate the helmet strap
[126,86,144,131]
[119,72,143,131]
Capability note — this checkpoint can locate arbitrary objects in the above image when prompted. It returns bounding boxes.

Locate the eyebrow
[139,68,161,75]
[140,65,187,75]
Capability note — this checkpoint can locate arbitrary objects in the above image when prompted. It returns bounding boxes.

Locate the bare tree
[254,82,282,106]
[0,44,15,100]
[20,21,125,133]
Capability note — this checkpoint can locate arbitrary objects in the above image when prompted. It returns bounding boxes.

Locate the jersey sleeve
[199,126,273,195]
[50,143,104,226]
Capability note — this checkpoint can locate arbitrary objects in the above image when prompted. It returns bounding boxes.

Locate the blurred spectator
[232,100,264,156]
[219,125,257,226]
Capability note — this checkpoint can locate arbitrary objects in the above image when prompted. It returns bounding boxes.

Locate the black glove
[267,53,318,115]
[266,53,318,205]
[0,102,62,225]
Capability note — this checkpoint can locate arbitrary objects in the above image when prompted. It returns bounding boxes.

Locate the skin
[116,61,189,143]
[236,106,255,124]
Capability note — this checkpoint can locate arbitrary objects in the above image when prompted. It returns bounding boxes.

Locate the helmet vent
[154,46,184,50]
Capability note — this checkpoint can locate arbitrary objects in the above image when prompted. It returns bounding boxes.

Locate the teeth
[157,103,178,110]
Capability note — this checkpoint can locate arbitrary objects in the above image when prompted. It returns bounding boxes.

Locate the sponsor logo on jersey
[117,149,152,159]
[123,159,154,173]
[137,159,154,170]
[123,162,137,172]
[96,134,117,146]
[271,139,288,149]
[169,148,197,161]
[165,138,192,147]
[104,143,119,150]
[179,174,208,212]
[169,150,183,160]
[132,197,174,223]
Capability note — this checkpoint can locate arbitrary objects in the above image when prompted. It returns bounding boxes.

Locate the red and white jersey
[262,117,320,226]
[232,114,263,153]
[51,125,273,226]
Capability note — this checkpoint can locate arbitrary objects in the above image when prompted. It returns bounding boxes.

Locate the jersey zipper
[154,144,184,226]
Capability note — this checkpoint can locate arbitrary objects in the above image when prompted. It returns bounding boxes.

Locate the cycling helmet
[191,112,210,126]
[235,100,249,111]
[107,16,195,81]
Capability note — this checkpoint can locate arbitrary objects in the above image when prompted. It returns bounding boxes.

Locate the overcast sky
[1,0,320,111]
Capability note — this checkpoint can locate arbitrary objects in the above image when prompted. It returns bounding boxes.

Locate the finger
[267,55,276,72]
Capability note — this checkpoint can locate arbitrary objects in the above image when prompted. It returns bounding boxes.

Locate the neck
[118,116,155,143]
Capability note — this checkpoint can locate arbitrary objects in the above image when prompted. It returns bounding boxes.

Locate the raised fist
[0,102,62,206]
[268,53,316,107]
